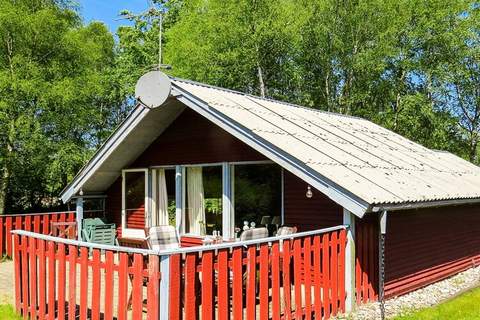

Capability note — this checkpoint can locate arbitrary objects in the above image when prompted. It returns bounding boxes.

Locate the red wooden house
[54,72,480,314]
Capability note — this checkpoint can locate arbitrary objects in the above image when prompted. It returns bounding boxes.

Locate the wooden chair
[50,221,77,239]
[239,227,269,241]
[119,226,180,311]
[276,226,298,236]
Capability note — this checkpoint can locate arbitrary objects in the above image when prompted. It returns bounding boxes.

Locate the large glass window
[233,164,281,235]
[152,168,176,227]
[185,166,222,235]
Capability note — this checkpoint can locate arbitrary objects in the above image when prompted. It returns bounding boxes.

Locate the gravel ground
[0,260,14,305]
[335,266,480,320]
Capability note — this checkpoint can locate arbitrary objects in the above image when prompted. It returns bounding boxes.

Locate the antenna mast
[118,1,171,71]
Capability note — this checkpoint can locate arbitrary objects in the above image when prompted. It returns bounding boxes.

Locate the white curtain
[156,169,169,226]
[187,167,205,235]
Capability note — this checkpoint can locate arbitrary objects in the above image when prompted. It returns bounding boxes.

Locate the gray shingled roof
[173,79,480,208]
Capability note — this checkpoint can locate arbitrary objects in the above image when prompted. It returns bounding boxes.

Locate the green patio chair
[81,218,116,246]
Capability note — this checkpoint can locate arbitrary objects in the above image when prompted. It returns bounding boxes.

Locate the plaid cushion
[148,225,180,251]
[240,227,268,241]
[277,226,297,236]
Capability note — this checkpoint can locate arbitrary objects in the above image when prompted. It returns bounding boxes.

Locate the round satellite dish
[135,71,172,108]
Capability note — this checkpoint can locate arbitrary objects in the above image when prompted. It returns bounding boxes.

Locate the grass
[393,287,480,320]
[0,305,21,320]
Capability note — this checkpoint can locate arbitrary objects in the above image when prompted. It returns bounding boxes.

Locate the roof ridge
[170,76,368,122]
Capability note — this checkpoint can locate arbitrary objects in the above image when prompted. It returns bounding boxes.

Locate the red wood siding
[355,214,379,303]
[132,108,266,167]
[105,108,266,234]
[385,204,480,298]
[283,171,342,231]
[105,178,124,237]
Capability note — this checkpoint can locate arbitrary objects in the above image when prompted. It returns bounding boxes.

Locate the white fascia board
[171,85,369,218]
[60,106,150,203]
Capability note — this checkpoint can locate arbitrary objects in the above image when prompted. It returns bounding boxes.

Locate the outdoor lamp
[306,185,313,198]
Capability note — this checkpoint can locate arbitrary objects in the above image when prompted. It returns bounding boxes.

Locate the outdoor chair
[121,225,180,310]
[277,226,298,236]
[146,225,180,251]
[239,227,269,241]
[81,218,116,246]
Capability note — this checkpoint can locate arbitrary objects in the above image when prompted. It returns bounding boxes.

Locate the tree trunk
[0,144,12,215]
[257,62,266,98]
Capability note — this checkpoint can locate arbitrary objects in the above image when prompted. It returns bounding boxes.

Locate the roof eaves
[59,104,150,203]
[370,196,480,212]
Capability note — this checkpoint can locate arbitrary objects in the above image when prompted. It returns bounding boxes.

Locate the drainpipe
[379,210,388,320]
[343,208,356,312]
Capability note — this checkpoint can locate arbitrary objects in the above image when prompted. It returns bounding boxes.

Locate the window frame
[121,168,149,238]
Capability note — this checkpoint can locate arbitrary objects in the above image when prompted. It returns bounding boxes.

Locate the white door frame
[122,168,149,238]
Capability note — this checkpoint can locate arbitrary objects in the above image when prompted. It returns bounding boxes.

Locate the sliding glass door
[184,165,223,236]
[233,164,281,236]
[151,168,176,227]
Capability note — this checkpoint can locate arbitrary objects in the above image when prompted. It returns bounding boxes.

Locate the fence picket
[218,249,229,320]
[34,215,41,234]
[282,239,292,319]
[323,233,331,319]
[313,235,322,318]
[331,232,339,314]
[271,242,281,320]
[147,255,160,320]
[91,249,101,320]
[259,243,269,320]
[246,245,257,320]
[28,236,37,319]
[184,252,197,319]
[6,218,13,257]
[21,236,28,320]
[67,245,77,320]
[117,253,129,320]
[201,250,214,320]
[293,239,303,319]
[57,242,66,319]
[104,251,114,320]
[169,254,181,320]
[48,241,56,320]
[13,234,21,313]
[0,216,4,257]
[79,247,89,319]
[38,239,46,318]
[304,237,313,320]
[338,230,346,312]
[132,253,144,319]
[232,247,243,319]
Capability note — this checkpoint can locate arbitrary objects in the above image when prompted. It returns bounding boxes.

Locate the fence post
[159,255,170,320]
[343,208,356,312]
[76,197,84,241]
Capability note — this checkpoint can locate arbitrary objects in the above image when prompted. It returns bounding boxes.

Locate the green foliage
[0,305,21,320]
[0,0,126,213]
[2,0,480,213]
[393,287,480,320]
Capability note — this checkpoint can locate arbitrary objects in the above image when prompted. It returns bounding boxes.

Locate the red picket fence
[355,216,379,304]
[169,227,347,320]
[12,231,161,320]
[13,225,347,320]
[0,211,75,258]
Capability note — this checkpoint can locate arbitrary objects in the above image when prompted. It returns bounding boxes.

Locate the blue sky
[78,0,150,34]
